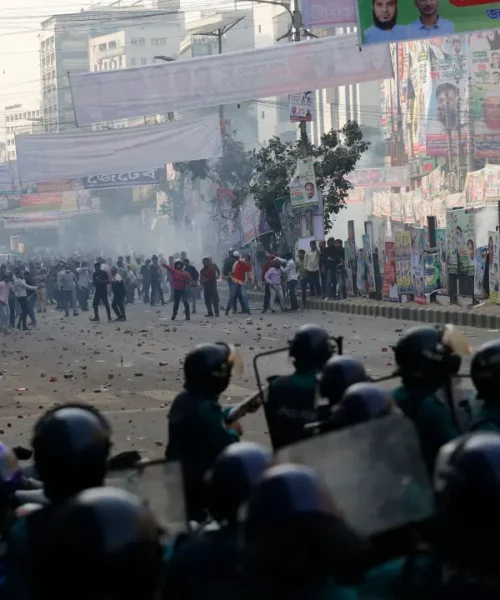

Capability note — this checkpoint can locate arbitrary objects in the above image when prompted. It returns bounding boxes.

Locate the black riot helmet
[43,487,163,600]
[243,465,368,587]
[394,326,461,388]
[319,356,368,407]
[32,404,111,502]
[289,324,334,372]
[331,383,394,430]
[184,342,234,395]
[433,432,500,574]
[470,340,500,404]
[205,442,272,524]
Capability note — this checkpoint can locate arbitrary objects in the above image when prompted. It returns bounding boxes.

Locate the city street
[0,300,496,458]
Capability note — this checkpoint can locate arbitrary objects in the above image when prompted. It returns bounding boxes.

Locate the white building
[4,102,42,161]
[39,4,185,132]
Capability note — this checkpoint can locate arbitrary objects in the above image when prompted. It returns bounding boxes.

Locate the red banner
[20,193,63,207]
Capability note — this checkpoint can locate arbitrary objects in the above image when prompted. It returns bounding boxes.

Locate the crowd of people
[0,322,499,598]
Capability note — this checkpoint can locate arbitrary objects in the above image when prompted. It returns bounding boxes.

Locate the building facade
[4,102,42,161]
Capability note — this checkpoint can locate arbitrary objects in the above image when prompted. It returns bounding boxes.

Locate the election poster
[435,228,448,294]
[469,30,500,161]
[289,92,315,122]
[410,226,426,304]
[447,208,476,275]
[383,242,398,302]
[289,159,318,212]
[489,231,500,304]
[395,231,412,294]
[357,248,368,297]
[424,252,440,295]
[474,245,488,301]
[357,0,500,46]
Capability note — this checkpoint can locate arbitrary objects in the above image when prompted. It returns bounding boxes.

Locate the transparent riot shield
[277,414,434,536]
[106,459,187,537]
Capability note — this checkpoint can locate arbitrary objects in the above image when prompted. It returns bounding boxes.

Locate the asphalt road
[1,298,498,459]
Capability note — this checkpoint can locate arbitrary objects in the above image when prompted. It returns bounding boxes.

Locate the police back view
[469,340,500,432]
[265,324,334,450]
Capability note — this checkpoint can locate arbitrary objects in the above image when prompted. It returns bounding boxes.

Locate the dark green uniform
[166,390,240,520]
[392,386,459,473]
[265,371,318,450]
[466,403,500,433]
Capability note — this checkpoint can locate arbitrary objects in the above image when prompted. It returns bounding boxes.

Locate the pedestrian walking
[200,257,220,317]
[90,262,112,323]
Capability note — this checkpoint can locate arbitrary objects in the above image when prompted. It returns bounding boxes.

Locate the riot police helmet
[331,382,394,429]
[289,324,333,371]
[243,464,368,586]
[32,404,111,502]
[184,342,233,395]
[205,442,272,524]
[319,356,368,406]
[43,487,163,600]
[434,432,500,573]
[470,340,500,403]
[394,325,461,385]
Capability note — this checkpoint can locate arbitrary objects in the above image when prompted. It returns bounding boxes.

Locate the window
[141,57,147,65]
[159,38,166,46]
[108,40,117,49]
[131,38,138,46]
[98,43,106,52]
[258,25,262,33]
[138,38,145,46]
[23,113,26,119]
[130,57,137,66]
[151,38,159,46]
[36,110,40,117]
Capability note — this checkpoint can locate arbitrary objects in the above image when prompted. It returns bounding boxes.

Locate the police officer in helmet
[240,464,369,599]
[468,340,500,432]
[165,442,272,600]
[392,326,460,473]
[6,404,111,600]
[39,487,163,600]
[165,342,242,521]
[265,324,334,450]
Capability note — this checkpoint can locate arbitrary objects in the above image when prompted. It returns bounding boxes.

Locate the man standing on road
[76,261,91,312]
[226,255,251,316]
[140,259,151,303]
[305,240,321,297]
[162,259,192,321]
[149,255,165,306]
[183,259,199,315]
[110,266,126,321]
[222,249,238,314]
[0,274,11,333]
[282,251,299,311]
[200,257,220,317]
[90,262,112,323]
[13,269,37,331]
[296,249,307,308]
[59,266,79,317]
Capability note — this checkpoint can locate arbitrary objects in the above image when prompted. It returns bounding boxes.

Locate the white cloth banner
[15,115,222,183]
[69,34,391,127]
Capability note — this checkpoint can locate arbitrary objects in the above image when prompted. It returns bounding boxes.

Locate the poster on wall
[345,240,355,297]
[435,228,448,294]
[410,226,426,305]
[489,231,500,304]
[362,233,376,293]
[447,208,475,275]
[290,158,318,212]
[382,242,398,302]
[474,245,488,302]
[424,252,440,295]
[357,248,368,297]
[395,231,412,294]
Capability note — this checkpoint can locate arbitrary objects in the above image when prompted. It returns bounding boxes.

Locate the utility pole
[291,0,310,158]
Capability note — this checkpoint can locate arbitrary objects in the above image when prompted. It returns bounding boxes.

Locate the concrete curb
[223,290,500,331]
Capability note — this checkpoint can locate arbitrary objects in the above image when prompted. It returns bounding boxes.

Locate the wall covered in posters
[395,231,412,294]
[489,231,500,304]
[362,233,376,293]
[474,245,488,301]
[383,242,398,302]
[447,208,476,275]
[411,226,426,304]
[435,228,448,294]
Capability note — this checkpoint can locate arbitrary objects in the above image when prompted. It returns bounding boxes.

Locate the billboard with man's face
[357,0,500,46]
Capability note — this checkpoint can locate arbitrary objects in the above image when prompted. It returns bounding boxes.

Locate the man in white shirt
[304,240,321,297]
[281,252,299,311]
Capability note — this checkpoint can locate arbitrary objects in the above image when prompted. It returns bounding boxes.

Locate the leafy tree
[251,121,370,233]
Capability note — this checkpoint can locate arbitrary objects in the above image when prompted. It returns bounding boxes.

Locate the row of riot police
[0,323,499,598]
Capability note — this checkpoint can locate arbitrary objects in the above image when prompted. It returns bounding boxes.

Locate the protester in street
[305,240,321,297]
[35,265,48,313]
[282,251,299,311]
[0,274,11,333]
[261,253,275,313]
[222,249,238,314]
[264,259,285,313]
[76,261,91,311]
[335,239,347,300]
[110,266,126,321]
[322,237,338,300]
[91,262,112,323]
[183,258,199,314]
[226,254,251,316]
[140,258,151,303]
[149,255,165,306]
[161,259,192,321]
[296,248,307,308]
[13,269,37,331]
[59,266,79,317]
[24,267,38,326]
[200,257,220,317]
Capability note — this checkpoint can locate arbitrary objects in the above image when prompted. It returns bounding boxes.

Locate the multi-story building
[39,4,184,132]
[4,102,42,161]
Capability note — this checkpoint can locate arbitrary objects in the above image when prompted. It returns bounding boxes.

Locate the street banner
[435,228,448,294]
[290,158,318,212]
[395,231,412,294]
[410,226,426,304]
[474,245,488,301]
[347,166,410,188]
[408,42,431,159]
[426,37,468,158]
[15,115,222,183]
[289,92,314,122]
[489,231,500,304]
[448,208,475,275]
[357,0,500,46]
[82,169,161,190]
[344,240,355,297]
[301,0,356,28]
[484,166,500,203]
[383,242,398,302]
[68,34,391,127]
[362,233,376,293]
[424,252,440,294]
[463,168,486,207]
[469,30,500,160]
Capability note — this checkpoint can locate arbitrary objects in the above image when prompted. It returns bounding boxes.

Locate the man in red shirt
[200,257,220,317]
[225,255,251,316]
[161,259,192,321]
